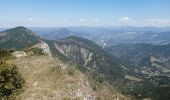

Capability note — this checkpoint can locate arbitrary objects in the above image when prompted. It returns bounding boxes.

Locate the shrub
[89,73,104,91]
[30,48,43,55]
[66,67,75,76]
[0,62,25,99]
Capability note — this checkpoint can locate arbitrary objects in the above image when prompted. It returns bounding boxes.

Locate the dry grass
[9,55,132,100]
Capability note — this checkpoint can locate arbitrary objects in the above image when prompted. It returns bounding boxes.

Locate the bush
[0,62,25,99]
[89,72,104,91]
[51,65,62,73]
[66,67,75,76]
[32,48,44,55]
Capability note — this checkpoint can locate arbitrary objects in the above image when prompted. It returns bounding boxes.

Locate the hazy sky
[0,0,170,27]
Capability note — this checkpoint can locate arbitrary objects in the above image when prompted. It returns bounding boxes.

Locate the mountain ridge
[0,26,40,49]
[48,36,125,82]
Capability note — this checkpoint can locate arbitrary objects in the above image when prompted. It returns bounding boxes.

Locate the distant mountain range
[2,26,170,46]
[29,26,170,46]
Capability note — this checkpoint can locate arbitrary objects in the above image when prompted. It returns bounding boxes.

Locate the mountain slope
[48,36,125,82]
[0,26,40,49]
[47,36,169,100]
[104,43,170,100]
[105,43,170,67]
[9,55,131,100]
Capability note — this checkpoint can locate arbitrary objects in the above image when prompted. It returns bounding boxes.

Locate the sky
[0,0,170,27]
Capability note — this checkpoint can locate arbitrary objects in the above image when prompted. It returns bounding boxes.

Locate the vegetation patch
[88,72,104,91]
[0,61,25,99]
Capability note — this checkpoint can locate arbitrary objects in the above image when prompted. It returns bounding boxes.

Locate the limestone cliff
[54,42,93,68]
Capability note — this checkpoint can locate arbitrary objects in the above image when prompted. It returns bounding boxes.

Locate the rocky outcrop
[12,51,27,58]
[34,41,52,56]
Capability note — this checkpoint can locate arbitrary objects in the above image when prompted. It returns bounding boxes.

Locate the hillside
[104,43,170,80]
[47,36,125,82]
[46,36,170,99]
[105,43,170,67]
[0,26,40,49]
[105,43,170,99]
[8,55,131,100]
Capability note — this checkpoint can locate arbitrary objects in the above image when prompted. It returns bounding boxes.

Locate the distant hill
[105,43,170,67]
[104,43,170,100]
[33,27,92,41]
[0,26,40,49]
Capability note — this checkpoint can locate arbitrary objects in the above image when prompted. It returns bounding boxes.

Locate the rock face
[54,42,93,67]
[12,51,27,58]
[34,41,52,56]
[51,36,124,81]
